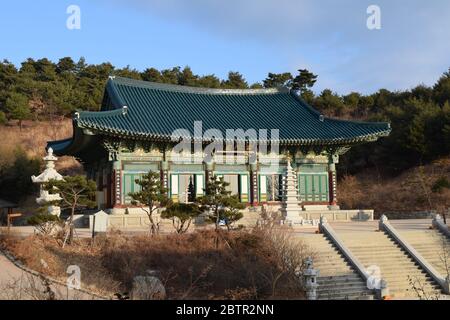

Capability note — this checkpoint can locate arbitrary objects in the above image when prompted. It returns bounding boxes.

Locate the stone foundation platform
[93,207,374,229]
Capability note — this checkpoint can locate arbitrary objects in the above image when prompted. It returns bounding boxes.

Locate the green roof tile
[49,76,391,154]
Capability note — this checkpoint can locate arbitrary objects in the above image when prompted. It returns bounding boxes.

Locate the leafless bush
[0,273,57,300]
[407,275,441,300]
[254,208,313,298]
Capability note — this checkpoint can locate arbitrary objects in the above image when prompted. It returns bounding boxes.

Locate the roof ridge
[109,76,289,95]
[77,108,125,119]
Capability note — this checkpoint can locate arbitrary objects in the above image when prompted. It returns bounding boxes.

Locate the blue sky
[0,0,449,94]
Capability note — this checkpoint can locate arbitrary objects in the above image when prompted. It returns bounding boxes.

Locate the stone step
[333,230,443,299]
[318,283,369,291]
[317,273,364,282]
[317,292,374,300]
[297,233,372,300]
[317,278,365,285]
[315,261,351,266]
[317,287,373,295]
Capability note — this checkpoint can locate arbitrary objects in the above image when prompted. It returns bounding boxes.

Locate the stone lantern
[304,257,319,300]
[31,148,63,216]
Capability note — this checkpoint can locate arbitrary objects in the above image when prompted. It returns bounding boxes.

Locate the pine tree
[291,69,318,93]
[5,92,30,129]
[200,176,245,230]
[43,175,96,244]
[129,171,170,235]
[263,72,293,88]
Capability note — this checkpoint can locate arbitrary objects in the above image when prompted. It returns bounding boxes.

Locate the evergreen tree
[142,67,162,82]
[178,66,198,86]
[221,71,248,89]
[43,175,96,244]
[197,74,221,88]
[56,57,76,74]
[161,67,181,84]
[433,68,450,106]
[128,171,170,235]
[250,82,264,89]
[291,69,318,93]
[161,202,202,234]
[200,175,245,231]
[263,72,293,88]
[5,91,30,129]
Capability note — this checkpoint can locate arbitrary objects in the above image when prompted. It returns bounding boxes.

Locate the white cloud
[109,0,450,94]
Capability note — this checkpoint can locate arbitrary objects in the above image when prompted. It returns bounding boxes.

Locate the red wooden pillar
[161,161,169,195]
[112,161,122,207]
[106,173,112,209]
[250,163,258,206]
[328,163,338,206]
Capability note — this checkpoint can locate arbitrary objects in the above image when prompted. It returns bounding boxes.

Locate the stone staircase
[298,234,375,300]
[336,230,443,299]
[394,228,450,279]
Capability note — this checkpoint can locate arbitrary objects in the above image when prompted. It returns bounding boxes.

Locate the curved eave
[47,124,97,159]
[75,119,391,147]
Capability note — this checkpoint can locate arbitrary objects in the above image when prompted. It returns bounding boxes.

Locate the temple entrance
[170,173,205,203]
[222,175,239,195]
[216,174,249,203]
[259,174,283,202]
[298,173,329,202]
[178,174,196,203]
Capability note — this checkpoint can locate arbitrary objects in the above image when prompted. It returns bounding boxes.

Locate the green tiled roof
[49,77,391,154]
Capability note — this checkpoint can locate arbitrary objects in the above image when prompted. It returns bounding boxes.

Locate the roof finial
[122,106,128,115]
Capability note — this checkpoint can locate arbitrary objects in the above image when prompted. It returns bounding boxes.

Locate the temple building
[48,76,391,226]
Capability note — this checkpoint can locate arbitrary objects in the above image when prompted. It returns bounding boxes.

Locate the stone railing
[379,215,450,294]
[319,217,388,299]
[380,211,435,220]
[432,214,450,239]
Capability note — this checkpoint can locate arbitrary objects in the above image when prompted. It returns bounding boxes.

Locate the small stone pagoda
[281,157,301,224]
[31,148,63,216]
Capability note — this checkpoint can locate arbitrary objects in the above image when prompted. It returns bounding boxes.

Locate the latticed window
[259,174,283,202]
[170,173,205,203]
[266,174,283,201]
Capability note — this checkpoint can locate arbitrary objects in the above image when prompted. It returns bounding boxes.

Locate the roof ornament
[109,75,116,80]
[74,112,80,119]
[122,106,128,115]
[319,115,325,122]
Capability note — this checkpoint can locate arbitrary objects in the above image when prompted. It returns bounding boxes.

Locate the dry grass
[1,228,310,300]
[0,119,82,174]
[0,120,83,218]
[1,235,120,297]
[339,158,450,216]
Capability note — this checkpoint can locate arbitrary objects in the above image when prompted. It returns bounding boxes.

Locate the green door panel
[298,173,329,203]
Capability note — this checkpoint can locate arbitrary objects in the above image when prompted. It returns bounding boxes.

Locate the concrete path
[0,250,23,290]
[0,249,107,300]
[0,228,108,300]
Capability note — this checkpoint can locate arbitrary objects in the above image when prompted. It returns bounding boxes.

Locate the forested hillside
[0,57,449,212]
